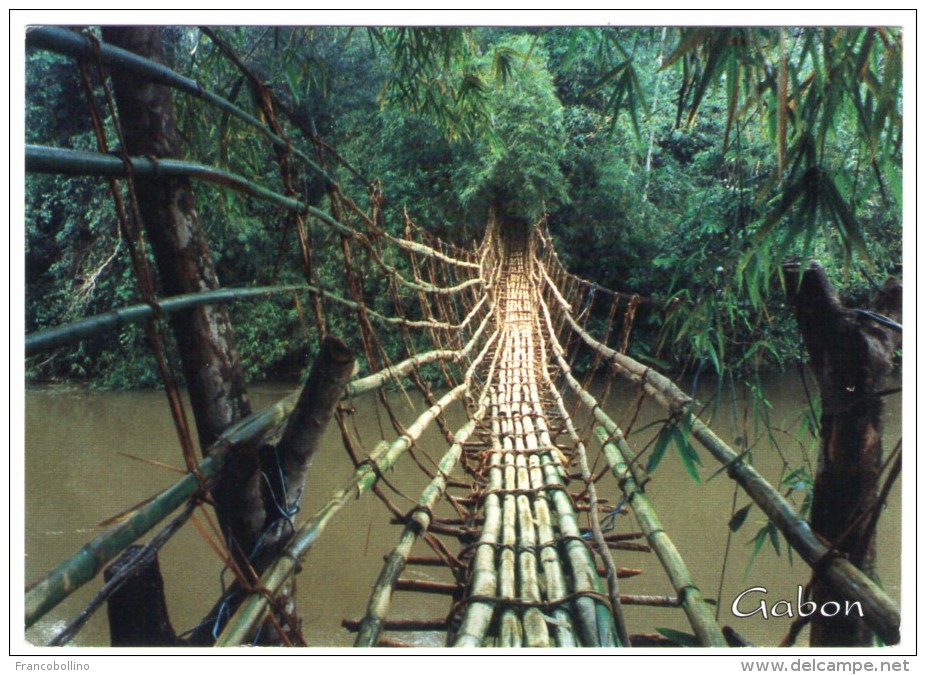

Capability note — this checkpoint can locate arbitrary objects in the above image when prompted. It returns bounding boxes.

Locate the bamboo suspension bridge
[23,27,901,648]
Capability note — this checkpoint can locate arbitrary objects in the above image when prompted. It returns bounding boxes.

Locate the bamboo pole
[366,242,483,296]
[355,399,489,648]
[452,409,504,647]
[27,144,309,217]
[538,258,902,646]
[26,273,484,358]
[24,395,286,627]
[214,383,469,645]
[595,427,727,647]
[497,398,525,648]
[25,26,335,185]
[384,233,483,270]
[524,339,616,645]
[505,316,551,647]
[26,142,482,276]
[26,285,304,356]
[449,330,510,648]
[487,234,615,647]
[527,450,578,647]
[536,434,617,647]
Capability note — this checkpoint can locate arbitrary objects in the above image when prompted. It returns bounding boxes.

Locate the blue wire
[582,496,627,539]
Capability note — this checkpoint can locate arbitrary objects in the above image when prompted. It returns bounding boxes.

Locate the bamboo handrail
[538,256,902,646]
[27,278,488,359]
[214,330,499,645]
[26,145,482,276]
[24,396,285,628]
[27,25,485,286]
[24,144,350,234]
[26,285,303,356]
[24,337,486,628]
[594,425,730,645]
[533,310,632,646]
[355,333,503,647]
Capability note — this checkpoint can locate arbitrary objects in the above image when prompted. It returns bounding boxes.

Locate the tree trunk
[784,262,902,646]
[187,338,355,645]
[101,27,265,589]
[100,26,252,450]
[105,545,178,646]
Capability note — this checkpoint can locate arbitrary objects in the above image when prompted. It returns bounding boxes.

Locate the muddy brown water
[23,371,901,648]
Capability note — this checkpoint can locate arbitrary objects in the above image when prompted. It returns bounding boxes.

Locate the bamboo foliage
[25,26,335,184]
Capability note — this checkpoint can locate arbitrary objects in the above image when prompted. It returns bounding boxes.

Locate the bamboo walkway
[24,26,901,648]
[341,222,721,648]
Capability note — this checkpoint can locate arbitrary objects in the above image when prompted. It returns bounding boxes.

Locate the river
[23,370,902,648]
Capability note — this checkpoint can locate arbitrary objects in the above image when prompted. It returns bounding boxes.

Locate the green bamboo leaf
[674,425,702,484]
[745,525,768,575]
[854,28,877,82]
[685,38,728,126]
[821,170,872,268]
[752,171,808,243]
[729,504,752,532]
[768,524,782,556]
[588,59,629,93]
[283,65,299,102]
[705,339,722,379]
[635,353,672,370]
[777,29,788,178]
[870,43,901,145]
[646,424,673,474]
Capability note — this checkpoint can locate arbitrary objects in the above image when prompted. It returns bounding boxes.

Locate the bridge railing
[25,25,492,646]
[533,226,901,646]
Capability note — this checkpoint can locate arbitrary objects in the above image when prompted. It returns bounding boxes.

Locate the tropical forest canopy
[25,25,903,388]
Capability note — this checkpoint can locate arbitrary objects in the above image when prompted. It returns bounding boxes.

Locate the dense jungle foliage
[25,26,903,388]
